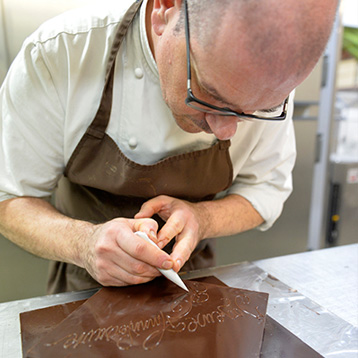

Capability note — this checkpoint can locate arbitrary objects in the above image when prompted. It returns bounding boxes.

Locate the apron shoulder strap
[86,0,144,139]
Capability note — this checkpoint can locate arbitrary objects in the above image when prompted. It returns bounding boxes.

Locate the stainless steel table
[1,244,357,358]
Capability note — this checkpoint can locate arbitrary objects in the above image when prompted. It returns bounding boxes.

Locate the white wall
[0,0,112,84]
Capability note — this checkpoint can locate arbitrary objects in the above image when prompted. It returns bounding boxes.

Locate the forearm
[0,196,175,286]
[197,194,264,239]
[0,197,94,266]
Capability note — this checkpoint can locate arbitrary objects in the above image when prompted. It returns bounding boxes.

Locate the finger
[157,211,185,247]
[97,262,160,287]
[107,254,162,283]
[117,230,174,270]
[130,218,159,236]
[169,231,197,272]
[131,218,159,244]
[108,245,160,277]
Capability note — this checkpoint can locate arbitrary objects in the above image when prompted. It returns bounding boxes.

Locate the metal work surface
[0,245,357,358]
[255,243,358,327]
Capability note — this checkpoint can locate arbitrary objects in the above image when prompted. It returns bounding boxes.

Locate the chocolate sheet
[21,297,322,358]
[23,278,268,357]
[20,276,323,358]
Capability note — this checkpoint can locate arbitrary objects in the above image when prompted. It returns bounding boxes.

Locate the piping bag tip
[158,267,189,292]
[177,279,189,292]
[134,231,189,292]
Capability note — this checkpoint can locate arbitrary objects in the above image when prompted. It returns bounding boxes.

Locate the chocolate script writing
[45,283,265,352]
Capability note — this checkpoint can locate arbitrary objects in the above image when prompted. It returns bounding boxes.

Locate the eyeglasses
[183,0,288,121]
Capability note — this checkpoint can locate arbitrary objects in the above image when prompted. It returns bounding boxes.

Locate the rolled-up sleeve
[226,95,296,230]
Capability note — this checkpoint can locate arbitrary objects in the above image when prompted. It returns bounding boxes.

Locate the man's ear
[151,0,182,36]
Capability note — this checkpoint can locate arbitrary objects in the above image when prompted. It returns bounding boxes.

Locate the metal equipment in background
[306,12,343,251]
[326,90,358,246]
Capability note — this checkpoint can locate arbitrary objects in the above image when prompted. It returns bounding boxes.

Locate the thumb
[132,218,158,238]
[135,197,163,219]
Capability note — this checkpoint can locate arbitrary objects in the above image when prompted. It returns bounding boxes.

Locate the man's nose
[205,113,239,140]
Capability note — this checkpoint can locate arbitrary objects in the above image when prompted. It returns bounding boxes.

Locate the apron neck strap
[86,0,144,139]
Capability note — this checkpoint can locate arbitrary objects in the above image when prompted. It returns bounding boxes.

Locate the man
[0,0,337,293]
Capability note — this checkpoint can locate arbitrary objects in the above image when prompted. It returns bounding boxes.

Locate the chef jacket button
[129,137,137,149]
[134,67,143,79]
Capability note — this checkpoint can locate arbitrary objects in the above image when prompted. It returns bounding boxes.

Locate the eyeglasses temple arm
[184,0,192,90]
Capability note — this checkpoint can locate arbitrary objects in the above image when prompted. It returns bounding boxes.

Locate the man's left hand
[135,195,209,271]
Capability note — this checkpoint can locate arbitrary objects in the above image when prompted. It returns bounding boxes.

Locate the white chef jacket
[0,0,296,230]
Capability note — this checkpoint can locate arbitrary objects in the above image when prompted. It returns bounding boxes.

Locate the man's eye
[253,105,284,118]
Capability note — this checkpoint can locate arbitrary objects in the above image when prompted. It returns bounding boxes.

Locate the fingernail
[149,230,157,241]
[162,260,173,270]
[158,241,165,249]
[176,259,182,269]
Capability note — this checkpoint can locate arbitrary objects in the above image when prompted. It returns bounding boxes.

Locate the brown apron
[48,0,233,294]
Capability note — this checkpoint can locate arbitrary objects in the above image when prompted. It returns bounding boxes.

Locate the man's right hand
[79,218,175,287]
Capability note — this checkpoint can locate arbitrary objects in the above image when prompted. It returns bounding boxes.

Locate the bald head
[176,0,338,87]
